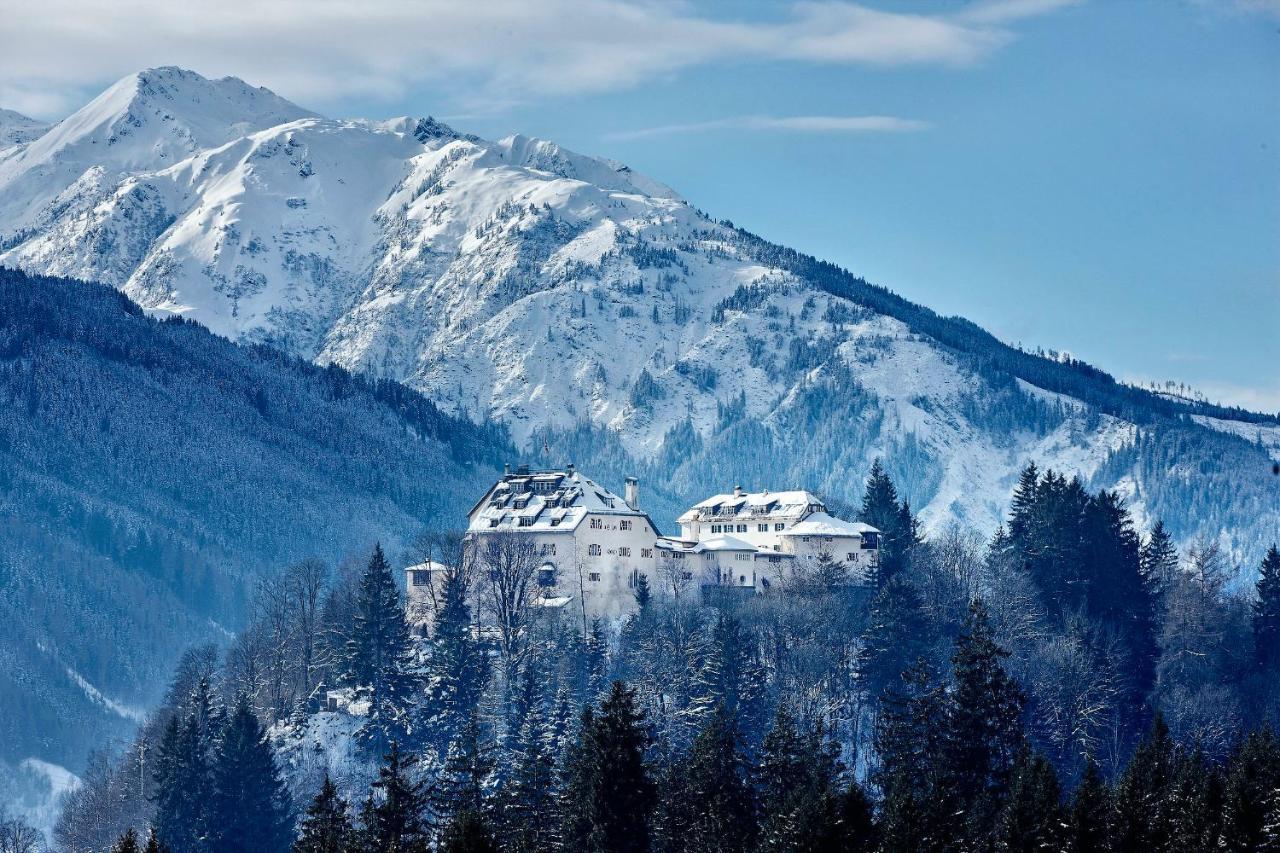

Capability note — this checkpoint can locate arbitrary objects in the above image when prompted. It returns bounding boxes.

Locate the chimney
[504,462,510,476]
[566,462,576,477]
[733,484,744,498]
[625,476,639,511]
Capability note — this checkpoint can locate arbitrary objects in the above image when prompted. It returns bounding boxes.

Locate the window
[736,553,750,562]
[774,523,785,531]
[641,548,653,558]
[489,518,500,528]
[711,524,720,534]
[619,547,631,557]
[411,570,430,586]
[737,524,747,533]
[538,566,557,587]
[681,571,693,580]
[739,575,747,585]
[671,551,685,559]
[620,519,632,531]
[769,556,782,563]
[519,516,534,527]
[588,543,601,556]
[848,553,857,562]
[541,543,556,556]
[590,518,603,529]
[861,532,879,549]
[758,523,769,532]
[589,572,601,582]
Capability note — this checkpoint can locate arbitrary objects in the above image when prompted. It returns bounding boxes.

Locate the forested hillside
[0,268,505,806]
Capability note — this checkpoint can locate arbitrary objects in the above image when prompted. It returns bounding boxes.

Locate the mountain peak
[496,132,681,200]
[0,108,48,147]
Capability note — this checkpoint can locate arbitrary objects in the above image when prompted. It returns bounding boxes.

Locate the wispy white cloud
[605,114,931,140]
[0,0,1079,119]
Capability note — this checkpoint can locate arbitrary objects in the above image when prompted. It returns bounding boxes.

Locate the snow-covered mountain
[0,109,50,148]
[3,67,1276,566]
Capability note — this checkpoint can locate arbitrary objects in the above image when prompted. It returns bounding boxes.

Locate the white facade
[407,474,881,630]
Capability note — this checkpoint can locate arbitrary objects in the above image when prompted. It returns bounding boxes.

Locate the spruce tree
[1112,715,1176,853]
[941,599,1026,841]
[493,689,562,853]
[439,811,499,853]
[432,711,494,831]
[1140,520,1179,601]
[859,459,909,585]
[207,694,294,853]
[561,681,656,853]
[655,706,755,853]
[996,753,1063,853]
[1255,546,1280,671]
[152,681,219,853]
[754,706,842,853]
[834,779,878,853]
[113,828,141,853]
[143,828,165,853]
[873,662,948,853]
[347,544,415,754]
[420,570,489,756]
[361,741,429,853]
[295,773,356,853]
[1220,726,1280,852]
[1066,761,1111,853]
[858,575,934,700]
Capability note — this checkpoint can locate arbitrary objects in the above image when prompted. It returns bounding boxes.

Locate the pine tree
[361,741,429,853]
[941,599,1026,841]
[347,544,415,754]
[858,575,934,700]
[1255,546,1280,671]
[633,572,652,610]
[873,662,948,853]
[207,694,294,853]
[1220,726,1280,852]
[152,680,219,853]
[493,688,562,853]
[420,570,489,756]
[113,828,141,853]
[834,779,878,853]
[754,706,842,853]
[655,706,755,853]
[432,711,494,831]
[1112,715,1176,853]
[295,773,356,853]
[859,459,908,586]
[1140,520,1178,600]
[439,811,499,853]
[561,682,656,853]
[1168,748,1223,853]
[1066,761,1111,853]
[143,828,165,853]
[996,753,1063,853]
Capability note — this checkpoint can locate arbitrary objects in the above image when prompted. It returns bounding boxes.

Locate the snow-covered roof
[468,467,648,534]
[697,535,758,552]
[781,513,879,538]
[676,489,825,523]
[404,560,450,573]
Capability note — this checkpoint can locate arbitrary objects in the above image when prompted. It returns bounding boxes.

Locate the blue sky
[4,0,1278,409]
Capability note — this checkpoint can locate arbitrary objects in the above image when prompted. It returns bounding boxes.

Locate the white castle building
[406,466,879,631]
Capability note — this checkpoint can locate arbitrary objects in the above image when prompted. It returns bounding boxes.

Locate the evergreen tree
[361,742,429,853]
[834,779,878,853]
[1255,546,1280,671]
[113,828,141,853]
[941,599,1026,841]
[295,774,356,853]
[858,575,934,700]
[996,753,1063,853]
[347,544,415,754]
[1220,727,1280,852]
[1066,761,1111,853]
[421,570,489,756]
[1112,715,1176,853]
[655,706,754,853]
[152,680,219,853]
[432,711,495,830]
[493,688,562,853]
[859,459,910,585]
[754,706,842,853]
[439,811,499,853]
[1167,747,1223,853]
[207,694,293,853]
[633,572,652,611]
[1140,520,1179,601]
[561,682,656,853]
[874,662,949,853]
[143,828,165,853]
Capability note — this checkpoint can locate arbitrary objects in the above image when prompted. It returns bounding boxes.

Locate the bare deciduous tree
[478,531,542,675]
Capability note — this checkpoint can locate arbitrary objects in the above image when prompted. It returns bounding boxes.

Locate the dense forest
[50,462,1280,852]
[0,269,506,781]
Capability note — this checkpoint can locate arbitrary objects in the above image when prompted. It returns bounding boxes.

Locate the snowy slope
[3,67,1276,562]
[0,109,49,148]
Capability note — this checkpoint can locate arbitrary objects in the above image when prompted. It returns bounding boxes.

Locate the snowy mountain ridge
[2,67,1276,563]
